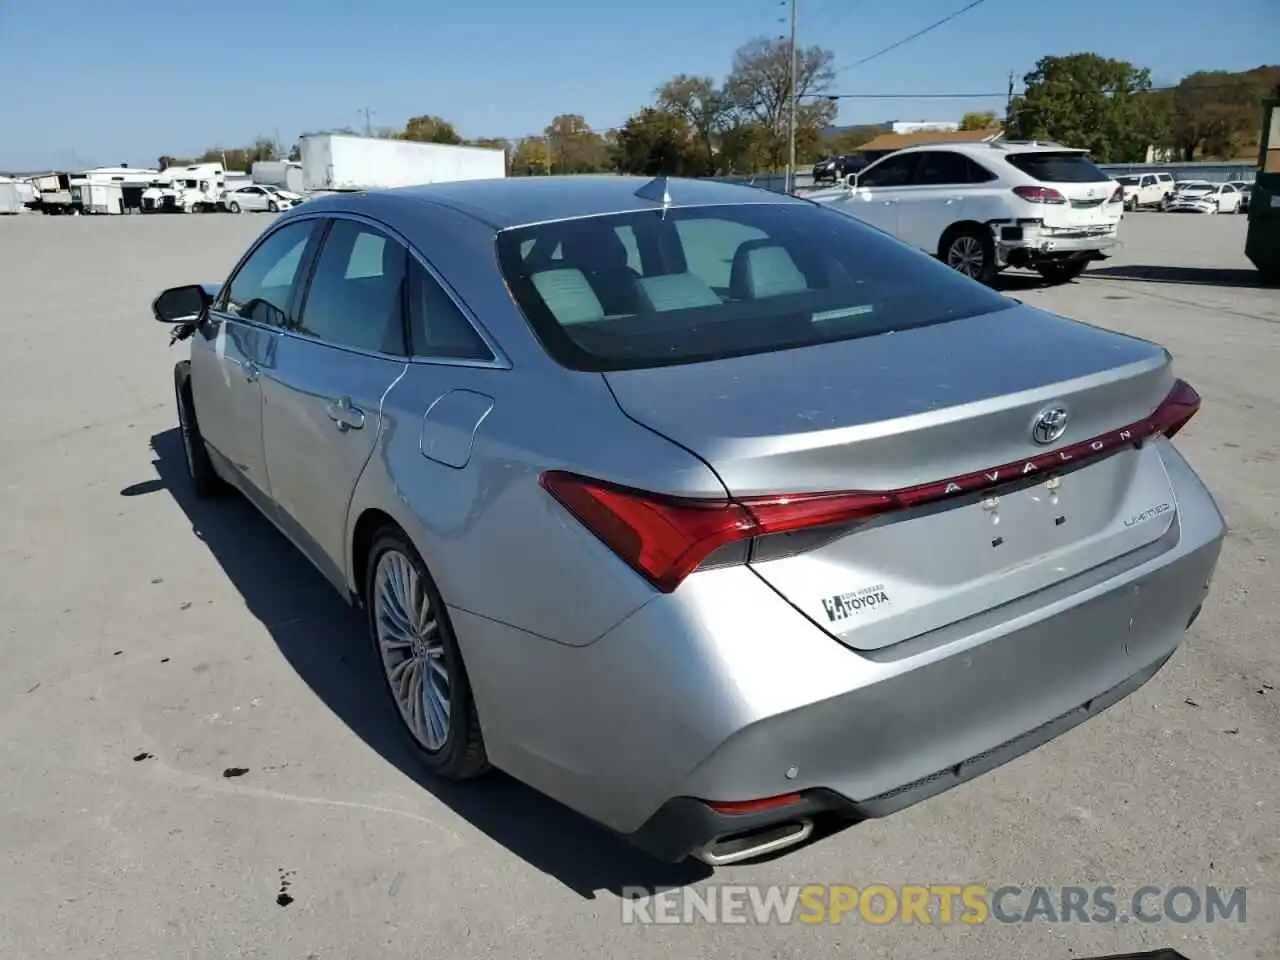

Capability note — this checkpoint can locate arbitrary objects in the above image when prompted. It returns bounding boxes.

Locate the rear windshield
[1006,151,1110,183]
[495,202,1012,371]
[1115,175,1139,185]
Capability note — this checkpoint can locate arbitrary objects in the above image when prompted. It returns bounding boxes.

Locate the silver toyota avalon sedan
[152,175,1226,866]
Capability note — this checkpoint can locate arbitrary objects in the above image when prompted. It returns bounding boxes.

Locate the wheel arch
[936,220,992,257]
[350,506,401,606]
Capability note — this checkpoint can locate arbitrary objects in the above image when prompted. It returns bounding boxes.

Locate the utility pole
[360,107,375,138]
[1004,70,1015,132]
[786,0,799,193]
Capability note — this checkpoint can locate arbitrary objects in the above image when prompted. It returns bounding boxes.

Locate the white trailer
[252,159,305,194]
[71,181,126,214]
[0,177,25,214]
[299,134,506,192]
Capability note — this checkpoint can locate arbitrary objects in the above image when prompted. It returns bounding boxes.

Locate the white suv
[809,141,1124,285]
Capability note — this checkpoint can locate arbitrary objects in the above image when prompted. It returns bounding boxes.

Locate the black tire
[1036,260,1089,285]
[939,225,998,285]
[228,201,241,214]
[173,362,225,498]
[268,200,279,213]
[364,526,490,780]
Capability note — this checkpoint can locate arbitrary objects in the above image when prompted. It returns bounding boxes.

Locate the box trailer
[252,160,305,195]
[299,134,506,192]
[0,179,23,214]
[71,182,126,214]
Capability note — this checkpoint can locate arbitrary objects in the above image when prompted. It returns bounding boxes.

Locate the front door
[261,217,410,591]
[192,218,321,508]
[832,151,921,239]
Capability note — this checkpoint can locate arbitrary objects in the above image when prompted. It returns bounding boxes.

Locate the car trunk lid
[602,303,1186,651]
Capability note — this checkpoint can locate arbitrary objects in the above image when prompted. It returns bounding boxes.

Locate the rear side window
[407,261,493,361]
[1006,151,1110,183]
[296,219,408,355]
[496,202,1013,372]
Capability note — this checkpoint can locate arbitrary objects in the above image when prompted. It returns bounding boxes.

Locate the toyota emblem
[1031,406,1068,445]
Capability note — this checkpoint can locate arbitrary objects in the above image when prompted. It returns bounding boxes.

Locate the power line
[832,0,991,76]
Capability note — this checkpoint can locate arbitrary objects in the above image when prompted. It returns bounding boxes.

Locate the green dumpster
[1245,97,1280,284]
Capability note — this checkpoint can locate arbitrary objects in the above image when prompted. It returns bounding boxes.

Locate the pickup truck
[1114,172,1175,210]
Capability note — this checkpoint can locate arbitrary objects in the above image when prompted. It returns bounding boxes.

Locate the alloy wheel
[373,550,451,751]
[947,236,986,279]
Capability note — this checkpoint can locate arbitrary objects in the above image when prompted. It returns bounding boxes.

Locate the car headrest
[635,273,721,312]
[531,269,605,325]
[729,240,808,300]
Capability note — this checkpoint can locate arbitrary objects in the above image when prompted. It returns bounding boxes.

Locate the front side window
[220,219,317,327]
[496,201,1013,372]
[296,219,408,355]
[857,153,919,188]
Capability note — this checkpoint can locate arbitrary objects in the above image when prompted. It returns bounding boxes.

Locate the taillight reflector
[1111,184,1125,203]
[706,793,804,815]
[541,379,1201,593]
[1013,185,1067,204]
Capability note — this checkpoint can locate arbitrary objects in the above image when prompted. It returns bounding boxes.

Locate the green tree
[401,115,463,144]
[1172,70,1270,160]
[722,37,837,171]
[656,74,728,175]
[544,114,608,173]
[1009,53,1159,162]
[960,111,1000,131]
[612,108,696,176]
[510,136,553,176]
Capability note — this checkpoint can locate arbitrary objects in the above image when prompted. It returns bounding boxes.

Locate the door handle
[325,397,365,431]
[243,360,259,382]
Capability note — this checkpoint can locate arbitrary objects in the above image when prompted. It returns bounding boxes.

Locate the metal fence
[708,159,1257,195]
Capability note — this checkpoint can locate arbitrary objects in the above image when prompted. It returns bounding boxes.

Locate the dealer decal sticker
[822,584,891,623]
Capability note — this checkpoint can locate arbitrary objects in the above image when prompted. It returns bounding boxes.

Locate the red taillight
[541,379,1201,593]
[539,471,893,594]
[1150,377,1200,439]
[706,792,804,815]
[1111,184,1125,203]
[1012,185,1066,204]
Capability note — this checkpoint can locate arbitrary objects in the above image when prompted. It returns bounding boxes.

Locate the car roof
[887,140,1088,158]
[308,175,806,230]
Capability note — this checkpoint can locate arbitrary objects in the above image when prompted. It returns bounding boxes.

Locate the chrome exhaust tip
[694,818,814,867]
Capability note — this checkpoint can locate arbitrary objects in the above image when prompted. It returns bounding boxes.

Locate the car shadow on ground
[1084,264,1275,288]
[125,427,711,899]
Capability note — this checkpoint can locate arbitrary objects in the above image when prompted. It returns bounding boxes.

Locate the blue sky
[1,0,1276,170]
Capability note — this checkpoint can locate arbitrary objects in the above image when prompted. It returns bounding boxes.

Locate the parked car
[223,184,300,214]
[811,153,868,184]
[1228,180,1254,211]
[152,176,1225,867]
[1113,172,1174,210]
[811,141,1124,285]
[1165,181,1244,214]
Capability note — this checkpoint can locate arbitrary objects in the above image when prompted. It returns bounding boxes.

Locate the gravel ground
[0,208,1276,960]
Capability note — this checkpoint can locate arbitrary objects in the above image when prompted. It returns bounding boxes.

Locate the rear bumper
[454,442,1225,863]
[997,224,1120,264]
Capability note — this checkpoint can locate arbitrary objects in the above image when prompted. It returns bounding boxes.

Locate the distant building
[888,121,960,134]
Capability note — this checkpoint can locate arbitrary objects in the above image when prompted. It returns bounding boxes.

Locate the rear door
[1005,150,1122,229]
[260,216,410,591]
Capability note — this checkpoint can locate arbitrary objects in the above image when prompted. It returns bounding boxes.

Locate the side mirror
[844,172,859,189]
[153,284,211,324]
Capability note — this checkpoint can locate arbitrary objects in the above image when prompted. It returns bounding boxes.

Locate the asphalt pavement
[0,208,1276,960]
